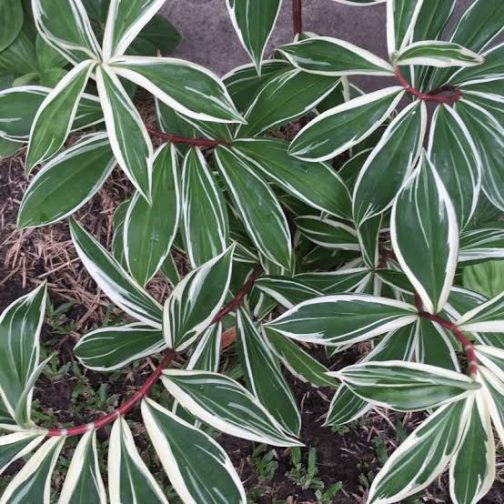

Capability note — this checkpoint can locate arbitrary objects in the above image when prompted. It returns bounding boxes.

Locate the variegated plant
[1,0,504,503]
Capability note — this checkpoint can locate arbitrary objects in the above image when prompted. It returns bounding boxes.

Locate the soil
[1,141,504,504]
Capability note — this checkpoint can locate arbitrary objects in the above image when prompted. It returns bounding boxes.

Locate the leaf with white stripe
[182,148,229,268]
[450,394,495,504]
[452,42,504,85]
[233,138,352,218]
[428,105,481,229]
[455,100,504,211]
[238,70,338,137]
[237,309,301,435]
[289,87,404,162]
[96,64,153,202]
[296,216,359,250]
[74,323,164,372]
[26,60,95,171]
[391,153,459,314]
[265,295,417,346]
[0,432,45,476]
[386,0,425,55]
[214,147,292,269]
[102,0,165,58]
[163,247,234,351]
[70,219,163,327]
[279,36,394,77]
[59,431,106,504]
[163,369,300,446]
[479,366,504,445]
[330,0,386,4]
[0,0,22,53]
[109,417,168,504]
[357,214,383,269]
[296,268,370,294]
[0,284,46,425]
[32,0,102,64]
[0,437,65,504]
[265,330,337,388]
[368,399,469,504]
[141,398,246,504]
[395,41,484,68]
[416,319,459,371]
[186,323,222,373]
[353,100,426,225]
[457,293,504,333]
[255,276,322,309]
[124,144,180,286]
[110,56,243,123]
[413,0,456,42]
[225,0,282,72]
[460,226,504,263]
[18,133,115,229]
[0,86,102,143]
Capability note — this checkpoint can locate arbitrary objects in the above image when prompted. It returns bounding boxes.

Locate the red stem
[292,0,303,36]
[47,266,262,437]
[416,299,477,376]
[146,126,229,149]
[395,68,462,105]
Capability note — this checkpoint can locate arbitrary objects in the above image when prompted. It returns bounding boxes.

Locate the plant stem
[146,126,229,149]
[395,68,462,105]
[292,0,303,36]
[46,266,262,437]
[415,294,478,376]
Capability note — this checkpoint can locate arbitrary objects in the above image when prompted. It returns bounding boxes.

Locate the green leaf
[265,330,337,388]
[391,153,459,314]
[479,366,504,445]
[279,36,394,77]
[454,100,504,212]
[255,276,322,309]
[0,437,65,504]
[129,14,181,56]
[124,144,180,285]
[18,133,115,228]
[74,323,164,372]
[32,0,102,64]
[0,284,46,424]
[96,64,153,202]
[459,226,504,263]
[295,268,372,294]
[368,400,468,504]
[70,219,163,327]
[102,0,166,58]
[35,34,66,71]
[163,369,300,446]
[182,148,229,268]
[353,100,426,225]
[214,147,292,269]
[357,214,383,269]
[238,70,338,137]
[109,417,168,503]
[141,398,246,504]
[456,293,504,333]
[0,24,38,75]
[59,431,106,504]
[428,105,481,229]
[163,247,234,351]
[289,86,404,162]
[0,86,102,142]
[413,0,455,42]
[223,60,290,112]
[225,0,282,72]
[449,394,495,504]
[452,41,504,85]
[395,41,484,67]
[463,261,504,300]
[0,0,23,52]
[334,362,479,411]
[26,60,95,171]
[110,56,243,123]
[387,0,425,54]
[325,386,371,426]
[237,309,301,435]
[0,137,19,159]
[233,138,352,219]
[186,323,222,373]
[416,319,459,371]
[266,294,416,346]
[295,216,359,250]
[0,432,44,475]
